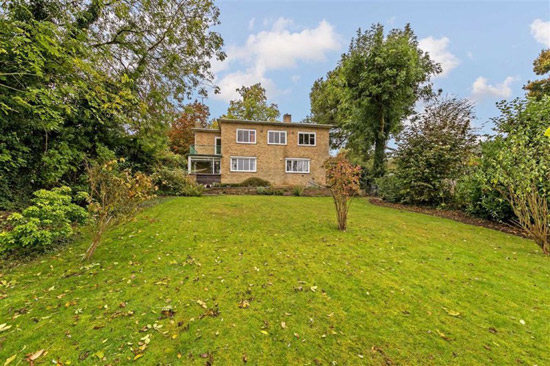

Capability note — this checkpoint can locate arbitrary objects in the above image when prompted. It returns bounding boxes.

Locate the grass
[1,196,549,365]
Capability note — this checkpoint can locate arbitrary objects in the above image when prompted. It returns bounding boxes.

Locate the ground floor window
[231,157,257,172]
[285,158,310,173]
[189,157,221,174]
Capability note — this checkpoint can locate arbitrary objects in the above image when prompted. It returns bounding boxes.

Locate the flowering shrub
[324,152,362,231]
[0,187,88,256]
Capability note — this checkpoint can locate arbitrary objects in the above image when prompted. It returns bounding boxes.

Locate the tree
[324,152,362,231]
[390,97,477,205]
[169,102,210,156]
[311,24,440,178]
[524,49,550,99]
[222,83,280,121]
[0,0,225,209]
[489,97,550,254]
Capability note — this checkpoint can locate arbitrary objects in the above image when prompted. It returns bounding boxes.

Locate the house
[188,114,333,186]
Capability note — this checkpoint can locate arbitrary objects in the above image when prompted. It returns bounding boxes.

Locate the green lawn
[1,196,548,365]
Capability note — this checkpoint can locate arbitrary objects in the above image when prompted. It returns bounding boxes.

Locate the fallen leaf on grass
[134,354,143,361]
[260,330,268,335]
[26,349,46,364]
[197,300,207,309]
[95,350,104,360]
[280,321,286,329]
[238,300,250,308]
[4,355,16,366]
[0,323,12,332]
[442,307,460,317]
[436,329,450,341]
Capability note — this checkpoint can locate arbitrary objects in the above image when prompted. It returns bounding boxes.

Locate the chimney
[283,113,291,123]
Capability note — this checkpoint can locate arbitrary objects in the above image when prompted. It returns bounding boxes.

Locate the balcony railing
[189,144,221,155]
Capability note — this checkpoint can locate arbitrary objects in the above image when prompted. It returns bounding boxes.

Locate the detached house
[188,114,333,186]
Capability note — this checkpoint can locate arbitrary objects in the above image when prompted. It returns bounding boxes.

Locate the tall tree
[169,102,210,156]
[0,0,225,209]
[311,24,440,178]
[222,83,280,121]
[524,49,550,99]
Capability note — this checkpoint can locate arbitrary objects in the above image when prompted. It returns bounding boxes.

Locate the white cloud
[530,19,550,47]
[419,36,460,77]
[248,17,255,31]
[212,18,342,102]
[471,76,517,101]
[291,75,301,83]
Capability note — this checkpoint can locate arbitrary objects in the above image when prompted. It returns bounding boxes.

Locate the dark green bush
[256,187,283,195]
[239,177,271,187]
[375,175,404,203]
[152,168,204,196]
[0,187,88,256]
[454,167,514,222]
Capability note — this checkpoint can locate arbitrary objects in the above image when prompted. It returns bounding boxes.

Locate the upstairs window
[286,158,310,173]
[267,130,287,145]
[298,132,316,146]
[236,129,256,144]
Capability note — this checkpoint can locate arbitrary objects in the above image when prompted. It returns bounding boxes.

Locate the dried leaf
[280,321,286,329]
[4,355,16,366]
[0,323,11,332]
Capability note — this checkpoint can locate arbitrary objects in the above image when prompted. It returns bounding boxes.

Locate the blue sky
[203,0,550,134]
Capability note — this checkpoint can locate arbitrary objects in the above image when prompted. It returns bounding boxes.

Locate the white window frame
[267,130,287,145]
[230,156,257,172]
[298,132,316,146]
[236,129,256,144]
[285,158,310,174]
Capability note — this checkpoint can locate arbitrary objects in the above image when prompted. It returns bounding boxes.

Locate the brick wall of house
[219,121,331,186]
[194,130,220,146]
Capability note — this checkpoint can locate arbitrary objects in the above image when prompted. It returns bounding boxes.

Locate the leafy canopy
[311,24,441,178]
[222,83,280,121]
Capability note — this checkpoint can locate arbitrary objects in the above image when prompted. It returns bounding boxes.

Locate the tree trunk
[372,113,386,178]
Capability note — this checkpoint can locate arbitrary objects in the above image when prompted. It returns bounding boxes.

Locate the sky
[201,0,550,134]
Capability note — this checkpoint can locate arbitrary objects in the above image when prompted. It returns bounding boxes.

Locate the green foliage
[152,167,203,197]
[222,83,280,121]
[390,97,477,206]
[453,140,514,222]
[311,24,441,177]
[256,187,284,195]
[239,177,271,187]
[487,97,550,254]
[524,49,550,99]
[0,0,225,208]
[375,175,404,203]
[0,187,88,256]
[292,186,305,196]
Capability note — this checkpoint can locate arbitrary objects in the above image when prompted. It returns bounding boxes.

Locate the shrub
[324,152,362,231]
[256,187,283,195]
[0,187,88,256]
[375,175,403,203]
[292,186,304,196]
[391,97,477,206]
[152,167,203,196]
[239,177,271,187]
[85,159,155,260]
[454,171,513,222]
